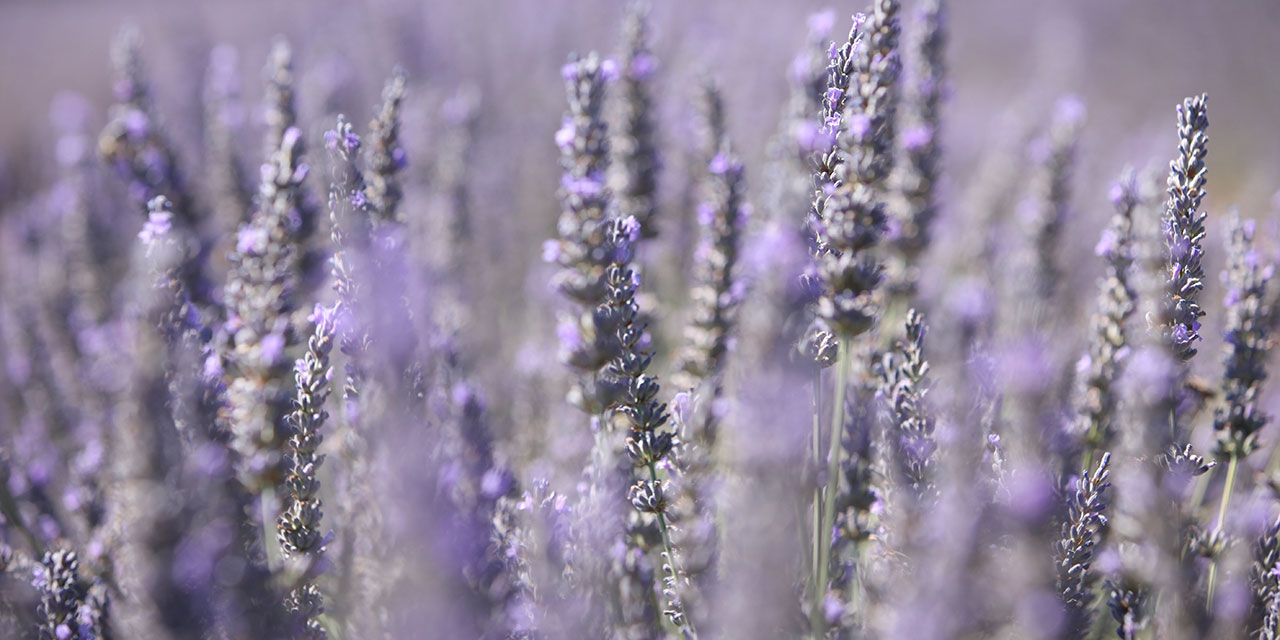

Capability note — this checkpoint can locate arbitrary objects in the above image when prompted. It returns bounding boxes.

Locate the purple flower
[709,152,732,175]
[324,129,340,152]
[560,62,578,82]
[236,225,268,254]
[541,239,562,263]
[350,190,367,208]
[629,52,657,79]
[260,331,285,364]
[554,118,575,150]
[1094,228,1118,257]
[902,125,932,152]
[847,113,872,140]
[138,210,172,245]
[600,58,620,82]
[825,87,844,104]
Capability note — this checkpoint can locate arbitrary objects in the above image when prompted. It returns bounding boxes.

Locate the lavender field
[2,0,1280,638]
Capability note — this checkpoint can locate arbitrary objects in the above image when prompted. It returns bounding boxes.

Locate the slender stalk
[1206,454,1239,604]
[647,462,696,639]
[814,338,850,635]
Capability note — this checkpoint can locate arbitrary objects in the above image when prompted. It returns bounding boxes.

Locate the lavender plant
[611,2,661,240]
[4,7,1280,640]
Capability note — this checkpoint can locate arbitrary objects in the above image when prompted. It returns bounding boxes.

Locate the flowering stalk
[1073,170,1138,470]
[1160,94,1209,369]
[546,53,622,414]
[98,28,197,229]
[604,217,697,638]
[1252,515,1280,637]
[812,2,898,631]
[878,309,936,499]
[1056,453,1111,636]
[277,303,337,639]
[805,13,865,255]
[33,549,110,640]
[612,1,661,239]
[224,122,309,501]
[887,0,946,302]
[366,69,408,225]
[1206,211,1273,601]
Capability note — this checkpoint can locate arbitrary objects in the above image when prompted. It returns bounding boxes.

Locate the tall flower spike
[548,53,621,413]
[805,12,865,253]
[1071,169,1138,465]
[817,1,898,337]
[98,27,197,228]
[1159,94,1209,363]
[1252,515,1280,637]
[602,217,697,637]
[277,303,338,639]
[224,121,309,495]
[1213,211,1272,459]
[888,0,946,301]
[674,108,749,428]
[326,115,373,404]
[1056,453,1112,636]
[366,69,408,224]
[612,2,661,239]
[264,39,299,160]
[878,309,936,498]
[34,549,109,640]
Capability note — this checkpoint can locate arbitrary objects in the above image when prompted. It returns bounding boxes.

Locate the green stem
[815,338,850,638]
[1206,454,1239,606]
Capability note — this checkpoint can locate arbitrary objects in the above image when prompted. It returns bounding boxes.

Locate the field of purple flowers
[2,0,1280,638]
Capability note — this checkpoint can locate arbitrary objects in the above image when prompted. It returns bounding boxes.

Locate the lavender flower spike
[888,0,946,300]
[1159,94,1209,363]
[34,549,109,640]
[1213,210,1272,460]
[611,1,661,239]
[1071,169,1138,465]
[816,0,898,338]
[603,218,697,637]
[277,302,338,639]
[1056,453,1111,636]
[878,309,936,498]
[365,68,408,224]
[548,53,620,413]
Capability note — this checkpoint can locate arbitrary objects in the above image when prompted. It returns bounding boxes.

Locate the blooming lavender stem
[33,549,109,640]
[1205,211,1273,603]
[1072,170,1138,468]
[366,69,408,224]
[1056,452,1111,636]
[1160,94,1209,366]
[98,28,197,229]
[612,2,661,239]
[548,53,621,414]
[887,0,945,302]
[277,303,337,639]
[1253,515,1280,637]
[878,309,936,499]
[603,218,696,637]
[225,121,309,498]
